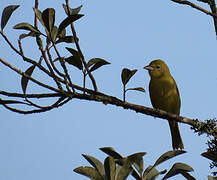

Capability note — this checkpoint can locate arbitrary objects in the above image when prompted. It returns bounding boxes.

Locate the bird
[143,59,184,150]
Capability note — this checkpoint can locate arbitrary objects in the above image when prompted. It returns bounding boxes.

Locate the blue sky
[0,0,217,179]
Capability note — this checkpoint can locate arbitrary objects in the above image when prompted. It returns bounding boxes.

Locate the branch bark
[171,0,217,17]
[171,0,217,36]
[1,89,216,137]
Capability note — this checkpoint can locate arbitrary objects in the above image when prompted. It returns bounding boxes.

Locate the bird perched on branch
[144,59,184,150]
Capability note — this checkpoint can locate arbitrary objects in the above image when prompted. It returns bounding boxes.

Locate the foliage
[192,119,217,176]
[74,147,195,180]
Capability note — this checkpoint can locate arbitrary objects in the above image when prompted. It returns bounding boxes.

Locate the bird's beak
[143,65,154,71]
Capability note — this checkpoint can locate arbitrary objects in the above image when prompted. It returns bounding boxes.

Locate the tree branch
[207,0,217,36]
[1,89,215,137]
[170,0,217,18]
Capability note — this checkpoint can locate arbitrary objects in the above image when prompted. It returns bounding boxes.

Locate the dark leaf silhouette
[126,87,146,93]
[21,65,36,94]
[33,8,45,27]
[65,47,82,70]
[143,165,161,180]
[42,8,55,33]
[58,14,84,34]
[100,147,123,159]
[162,163,194,180]
[82,154,105,178]
[121,68,137,85]
[201,152,217,162]
[153,150,186,167]
[104,156,116,180]
[51,26,58,42]
[56,36,76,44]
[87,58,110,73]
[127,152,146,174]
[62,4,83,15]
[1,5,19,30]
[74,166,102,180]
[13,23,40,34]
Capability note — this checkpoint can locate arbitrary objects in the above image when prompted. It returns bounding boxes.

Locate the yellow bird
[144,59,184,150]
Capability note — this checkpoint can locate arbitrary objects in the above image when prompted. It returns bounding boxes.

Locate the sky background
[0,0,217,180]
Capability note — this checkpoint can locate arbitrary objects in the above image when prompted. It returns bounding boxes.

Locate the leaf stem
[65,0,98,91]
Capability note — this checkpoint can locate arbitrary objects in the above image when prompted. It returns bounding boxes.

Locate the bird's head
[143,59,171,78]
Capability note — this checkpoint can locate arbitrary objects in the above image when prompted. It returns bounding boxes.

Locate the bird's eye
[156,65,161,69]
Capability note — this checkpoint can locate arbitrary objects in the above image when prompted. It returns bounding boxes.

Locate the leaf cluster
[192,119,217,176]
[74,147,195,180]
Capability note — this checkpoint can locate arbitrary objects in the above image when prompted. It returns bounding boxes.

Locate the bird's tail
[168,121,184,150]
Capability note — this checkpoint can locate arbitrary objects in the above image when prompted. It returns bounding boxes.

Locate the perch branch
[1,88,216,137]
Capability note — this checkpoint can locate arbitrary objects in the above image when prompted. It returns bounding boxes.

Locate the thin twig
[51,40,75,92]
[46,47,64,89]
[25,95,67,109]
[18,38,24,55]
[0,31,56,79]
[46,45,65,77]
[39,44,65,90]
[65,0,98,92]
[0,31,89,93]
[208,0,217,36]
[0,57,61,93]
[2,96,70,114]
[171,0,217,17]
[0,98,29,105]
[0,91,62,98]
[34,0,39,28]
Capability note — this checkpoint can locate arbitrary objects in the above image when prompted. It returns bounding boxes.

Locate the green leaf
[19,32,37,40]
[153,150,186,167]
[82,154,105,178]
[162,163,194,180]
[13,22,40,34]
[65,56,83,70]
[99,147,123,160]
[66,47,79,55]
[74,166,103,180]
[104,156,116,180]
[87,58,110,73]
[99,147,141,180]
[116,160,133,180]
[121,68,137,86]
[56,36,76,44]
[58,14,84,34]
[201,152,217,162]
[126,87,146,93]
[21,65,36,94]
[51,26,58,42]
[57,28,66,38]
[65,47,82,70]
[180,171,196,180]
[1,5,19,30]
[127,152,146,174]
[42,8,55,33]
[33,8,45,27]
[62,4,83,15]
[208,175,217,180]
[143,165,160,180]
